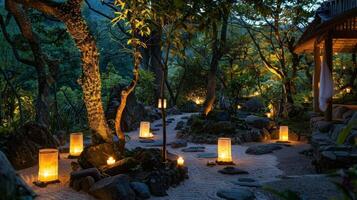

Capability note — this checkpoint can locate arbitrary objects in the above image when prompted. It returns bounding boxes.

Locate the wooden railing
[328,0,357,16]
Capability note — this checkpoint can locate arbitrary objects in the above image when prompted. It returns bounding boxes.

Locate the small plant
[331,166,357,200]
[263,187,302,200]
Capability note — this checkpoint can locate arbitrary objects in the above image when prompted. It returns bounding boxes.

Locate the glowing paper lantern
[279,126,289,141]
[217,138,232,163]
[139,121,153,138]
[38,149,58,183]
[237,105,242,109]
[177,156,184,166]
[69,132,83,156]
[107,157,115,165]
[158,98,167,109]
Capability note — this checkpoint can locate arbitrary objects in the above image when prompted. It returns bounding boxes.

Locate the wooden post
[313,43,321,113]
[324,32,333,121]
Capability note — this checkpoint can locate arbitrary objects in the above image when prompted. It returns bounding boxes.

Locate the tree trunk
[149,29,163,101]
[57,2,112,143]
[6,0,51,127]
[114,46,140,153]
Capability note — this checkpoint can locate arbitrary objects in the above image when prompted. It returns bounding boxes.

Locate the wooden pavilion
[294,0,357,121]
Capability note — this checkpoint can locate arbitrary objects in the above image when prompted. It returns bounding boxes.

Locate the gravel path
[17,113,339,200]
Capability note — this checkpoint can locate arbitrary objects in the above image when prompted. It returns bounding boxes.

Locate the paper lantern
[217,138,232,163]
[107,157,115,165]
[139,121,153,138]
[177,156,184,166]
[69,132,83,156]
[237,105,242,109]
[279,126,289,141]
[158,98,167,109]
[38,149,58,183]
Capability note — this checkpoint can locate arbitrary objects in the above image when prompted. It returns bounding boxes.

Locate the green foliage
[337,118,357,145]
[135,69,155,105]
[263,187,302,200]
[330,165,357,200]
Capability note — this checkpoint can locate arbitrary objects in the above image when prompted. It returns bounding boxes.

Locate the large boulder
[89,174,136,200]
[245,115,271,129]
[78,143,119,169]
[101,157,140,176]
[0,122,58,169]
[106,85,148,131]
[0,151,36,199]
[243,98,264,112]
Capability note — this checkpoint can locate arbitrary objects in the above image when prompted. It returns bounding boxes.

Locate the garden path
[18,113,324,200]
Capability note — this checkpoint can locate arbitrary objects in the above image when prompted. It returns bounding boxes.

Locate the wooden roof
[295,0,357,54]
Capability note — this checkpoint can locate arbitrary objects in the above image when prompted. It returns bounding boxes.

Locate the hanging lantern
[69,132,83,156]
[279,126,289,141]
[217,138,233,164]
[139,121,153,139]
[158,98,167,109]
[177,156,184,167]
[107,157,115,165]
[38,149,59,183]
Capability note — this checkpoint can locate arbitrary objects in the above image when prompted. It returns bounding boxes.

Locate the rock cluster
[176,109,279,144]
[72,147,188,199]
[310,106,357,172]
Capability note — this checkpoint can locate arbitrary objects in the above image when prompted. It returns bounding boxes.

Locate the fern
[337,119,357,145]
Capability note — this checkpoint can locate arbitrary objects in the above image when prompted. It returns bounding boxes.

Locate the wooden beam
[313,43,321,113]
[332,31,357,39]
[324,32,333,121]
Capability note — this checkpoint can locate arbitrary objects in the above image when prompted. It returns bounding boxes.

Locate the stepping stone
[197,153,217,158]
[232,178,261,187]
[168,118,175,121]
[218,167,249,175]
[245,144,283,155]
[145,141,171,147]
[155,124,163,127]
[182,146,205,152]
[139,139,155,143]
[216,188,255,200]
[171,139,187,148]
[181,116,190,120]
[151,128,160,132]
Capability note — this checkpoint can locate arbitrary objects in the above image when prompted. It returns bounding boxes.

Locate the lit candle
[69,132,83,156]
[279,126,289,141]
[158,98,167,109]
[107,157,115,165]
[237,105,241,109]
[346,88,351,94]
[266,112,272,118]
[217,138,232,163]
[177,156,184,166]
[38,149,58,182]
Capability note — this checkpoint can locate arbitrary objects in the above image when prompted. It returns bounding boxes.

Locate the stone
[89,174,135,200]
[130,182,150,199]
[321,151,336,161]
[0,151,36,199]
[171,139,187,148]
[175,121,185,130]
[151,128,160,131]
[218,167,249,175]
[134,148,162,170]
[197,153,218,158]
[167,106,182,115]
[179,102,199,113]
[207,110,231,121]
[204,121,236,134]
[238,178,256,182]
[245,115,271,129]
[342,110,355,121]
[70,168,102,183]
[146,172,167,196]
[232,181,262,187]
[1,122,59,169]
[81,176,95,192]
[105,85,149,131]
[216,188,255,200]
[155,124,163,127]
[316,121,334,133]
[182,146,205,152]
[78,143,119,168]
[333,106,349,120]
[102,157,140,176]
[243,98,264,112]
[245,144,283,155]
